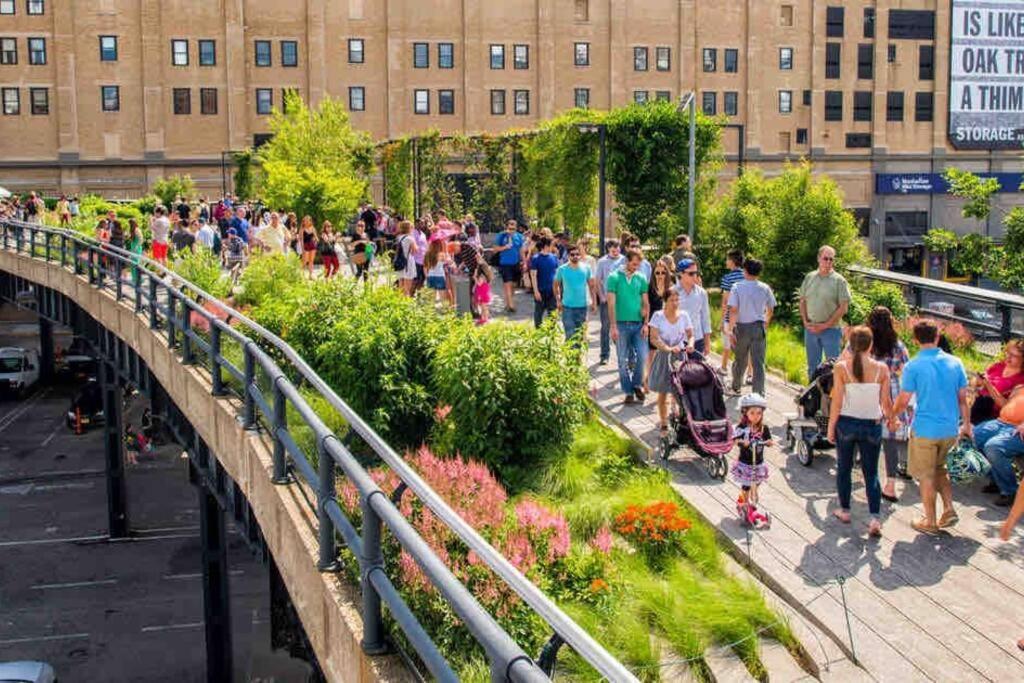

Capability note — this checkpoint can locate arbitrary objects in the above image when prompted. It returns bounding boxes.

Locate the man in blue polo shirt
[554,243,597,344]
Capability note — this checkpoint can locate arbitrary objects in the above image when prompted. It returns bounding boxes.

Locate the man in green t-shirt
[606,249,650,405]
[799,245,851,379]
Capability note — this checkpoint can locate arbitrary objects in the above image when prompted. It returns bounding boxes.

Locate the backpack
[227,236,243,257]
[945,437,991,484]
[392,236,409,272]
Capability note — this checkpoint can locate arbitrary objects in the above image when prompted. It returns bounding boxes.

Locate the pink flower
[590,526,613,555]
[434,404,452,421]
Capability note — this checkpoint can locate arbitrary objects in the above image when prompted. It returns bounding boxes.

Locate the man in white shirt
[671,258,712,355]
[254,212,289,255]
[195,220,217,252]
[149,206,171,264]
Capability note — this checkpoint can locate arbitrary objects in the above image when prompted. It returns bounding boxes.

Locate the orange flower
[589,578,609,593]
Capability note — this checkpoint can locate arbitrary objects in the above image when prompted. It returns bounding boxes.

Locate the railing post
[115,257,124,301]
[167,289,177,349]
[912,284,923,311]
[95,248,104,289]
[87,247,96,285]
[360,494,387,655]
[271,379,290,484]
[15,223,23,252]
[29,228,36,257]
[181,297,194,364]
[2,221,8,250]
[72,240,82,275]
[134,267,143,312]
[60,233,67,268]
[1000,304,1012,344]
[210,324,224,396]
[148,274,159,328]
[242,345,256,429]
[317,438,340,572]
[44,231,51,261]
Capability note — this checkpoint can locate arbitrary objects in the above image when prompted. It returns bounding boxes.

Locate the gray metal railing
[0,219,638,683]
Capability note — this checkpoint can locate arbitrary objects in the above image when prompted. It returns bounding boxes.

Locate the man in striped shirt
[719,249,745,376]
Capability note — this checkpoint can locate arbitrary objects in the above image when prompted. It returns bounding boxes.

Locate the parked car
[57,336,98,381]
[0,347,40,397]
[66,378,104,431]
[0,661,56,683]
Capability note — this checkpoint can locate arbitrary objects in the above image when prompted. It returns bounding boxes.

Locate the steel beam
[198,472,234,683]
[101,359,129,538]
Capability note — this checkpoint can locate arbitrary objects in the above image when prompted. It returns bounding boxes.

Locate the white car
[0,347,40,396]
[0,661,56,683]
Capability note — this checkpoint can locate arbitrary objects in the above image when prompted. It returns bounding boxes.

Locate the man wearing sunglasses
[554,246,598,345]
[799,245,851,380]
[671,258,712,355]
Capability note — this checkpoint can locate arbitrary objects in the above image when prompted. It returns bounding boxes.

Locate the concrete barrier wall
[0,250,412,683]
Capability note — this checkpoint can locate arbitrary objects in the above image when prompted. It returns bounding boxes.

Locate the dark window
[439,89,454,114]
[172,39,188,66]
[633,46,648,71]
[914,91,933,122]
[574,42,589,66]
[348,86,364,112]
[825,42,840,79]
[864,7,875,38]
[825,90,843,121]
[778,90,792,113]
[413,42,428,68]
[198,39,215,66]
[888,10,935,40]
[803,89,811,106]
[574,88,590,108]
[725,91,738,115]
[779,47,793,70]
[172,88,191,115]
[656,90,671,102]
[200,87,217,115]
[514,89,529,115]
[656,46,670,71]
[0,37,16,65]
[633,90,649,104]
[29,86,47,114]
[438,42,453,68]
[253,133,274,148]
[885,211,929,237]
[255,88,272,114]
[281,41,298,67]
[886,91,904,121]
[413,89,429,114]
[254,40,271,66]
[857,44,873,79]
[27,0,42,14]
[490,89,505,115]
[853,91,872,121]
[724,48,738,73]
[28,37,45,64]
[101,85,119,112]
[514,44,528,70]
[918,45,934,80]
[99,35,117,62]
[490,44,504,69]
[2,87,18,115]
[702,91,716,115]
[702,48,716,72]
[349,39,364,64]
[796,128,808,144]
[852,208,871,237]
[846,133,871,148]
[826,6,845,37]
[888,44,897,63]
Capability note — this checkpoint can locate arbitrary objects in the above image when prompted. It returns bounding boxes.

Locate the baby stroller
[783,358,837,466]
[661,351,734,479]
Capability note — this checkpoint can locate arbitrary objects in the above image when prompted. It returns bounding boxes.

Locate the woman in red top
[972,339,1024,424]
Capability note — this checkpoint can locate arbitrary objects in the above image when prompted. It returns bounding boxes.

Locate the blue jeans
[835,416,883,515]
[599,301,611,360]
[562,306,588,344]
[614,321,648,395]
[974,419,1024,496]
[805,326,842,379]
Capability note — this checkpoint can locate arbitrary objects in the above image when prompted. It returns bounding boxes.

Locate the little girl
[424,240,450,306]
[733,392,772,529]
[473,262,493,324]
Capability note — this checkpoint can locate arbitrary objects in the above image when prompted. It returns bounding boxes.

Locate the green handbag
[946,437,992,484]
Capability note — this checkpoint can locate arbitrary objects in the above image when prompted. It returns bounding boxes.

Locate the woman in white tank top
[827,326,895,536]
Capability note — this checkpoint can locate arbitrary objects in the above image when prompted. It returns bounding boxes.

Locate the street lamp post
[577,123,608,255]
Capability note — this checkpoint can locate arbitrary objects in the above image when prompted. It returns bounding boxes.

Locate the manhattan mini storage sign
[949,0,1024,150]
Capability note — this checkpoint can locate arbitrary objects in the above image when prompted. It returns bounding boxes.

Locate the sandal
[911,519,940,536]
[867,518,882,537]
[833,509,851,524]
[938,510,959,529]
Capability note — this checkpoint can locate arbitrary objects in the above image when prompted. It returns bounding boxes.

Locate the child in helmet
[734,392,773,528]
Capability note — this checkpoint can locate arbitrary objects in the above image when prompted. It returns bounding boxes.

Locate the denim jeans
[533,290,557,328]
[599,301,611,361]
[614,321,648,395]
[974,419,1024,496]
[562,306,588,344]
[805,326,843,380]
[836,415,883,515]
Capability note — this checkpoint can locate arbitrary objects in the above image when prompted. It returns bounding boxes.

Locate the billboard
[949,0,1024,150]
[876,172,1024,195]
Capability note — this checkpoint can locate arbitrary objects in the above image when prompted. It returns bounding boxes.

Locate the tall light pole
[677,92,697,241]
[577,123,608,255]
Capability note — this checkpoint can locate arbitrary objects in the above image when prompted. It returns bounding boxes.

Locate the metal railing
[0,218,637,683]
[851,265,1024,344]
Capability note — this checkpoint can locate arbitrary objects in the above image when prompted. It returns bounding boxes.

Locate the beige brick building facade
[0,0,1021,265]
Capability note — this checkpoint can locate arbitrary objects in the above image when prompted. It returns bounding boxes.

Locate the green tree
[467,135,512,230]
[232,150,257,201]
[381,139,414,219]
[152,174,195,207]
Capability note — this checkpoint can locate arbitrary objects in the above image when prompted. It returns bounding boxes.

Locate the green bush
[236,253,305,308]
[152,174,195,207]
[131,195,160,215]
[114,204,144,224]
[171,248,231,299]
[846,291,872,326]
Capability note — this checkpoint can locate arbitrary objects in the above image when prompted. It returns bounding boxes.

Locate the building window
[199,39,215,66]
[656,46,670,71]
[29,86,47,114]
[656,90,671,102]
[413,89,429,114]
[101,85,119,112]
[702,48,716,72]
[853,91,872,121]
[886,91,904,121]
[514,44,529,70]
[172,88,191,115]
[863,7,875,38]
[438,42,453,69]
[28,37,45,65]
[514,89,529,115]
[171,39,188,66]
[281,41,298,67]
[915,91,933,122]
[885,211,929,238]
[348,39,364,64]
[826,6,844,37]
[633,90,649,104]
[574,42,589,66]
[846,133,871,148]
[574,0,588,21]
[438,89,454,114]
[780,4,793,27]
[724,91,738,115]
[633,46,648,71]
[490,89,505,115]
[796,128,808,144]
[824,90,842,121]
[0,38,16,65]
[413,42,428,68]
[256,88,272,114]
[889,10,935,40]
[919,45,934,80]
[348,86,364,112]
[0,1,13,15]
[779,90,792,113]
[490,44,504,70]
[779,47,793,70]
[857,44,873,79]
[255,40,271,67]
[825,43,840,79]
[803,89,811,106]
[27,0,42,14]
[99,35,117,62]
[888,45,897,63]
[724,48,738,73]
[2,87,18,115]
[574,87,590,109]
[702,91,716,115]
[200,87,217,115]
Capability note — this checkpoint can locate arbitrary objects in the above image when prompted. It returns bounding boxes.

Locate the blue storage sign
[876,172,1024,195]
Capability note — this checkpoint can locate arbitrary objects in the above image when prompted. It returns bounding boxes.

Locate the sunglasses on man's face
[821,256,834,262]
[684,270,699,276]
[569,253,580,259]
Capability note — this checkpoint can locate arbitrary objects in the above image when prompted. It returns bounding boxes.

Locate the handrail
[0,218,637,683]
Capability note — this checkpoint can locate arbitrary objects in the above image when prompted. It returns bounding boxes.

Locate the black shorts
[499,264,520,283]
[415,263,425,284]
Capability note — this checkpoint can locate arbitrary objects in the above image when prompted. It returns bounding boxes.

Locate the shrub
[152,174,195,207]
[614,500,691,567]
[236,253,304,307]
[847,280,910,325]
[846,291,872,326]
[131,195,160,215]
[171,248,231,299]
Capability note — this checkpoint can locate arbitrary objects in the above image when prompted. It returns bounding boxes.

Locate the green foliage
[171,248,231,299]
[262,162,364,226]
[944,167,1000,221]
[151,174,195,207]
[232,149,257,201]
[131,195,160,215]
[466,135,512,230]
[922,228,960,254]
[431,318,590,479]
[381,139,414,218]
[415,130,464,217]
[846,281,910,325]
[236,253,304,308]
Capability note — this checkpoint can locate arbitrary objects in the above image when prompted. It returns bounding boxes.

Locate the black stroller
[661,351,735,479]
[784,359,837,466]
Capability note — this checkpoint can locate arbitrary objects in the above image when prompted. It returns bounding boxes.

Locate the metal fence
[0,219,637,683]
